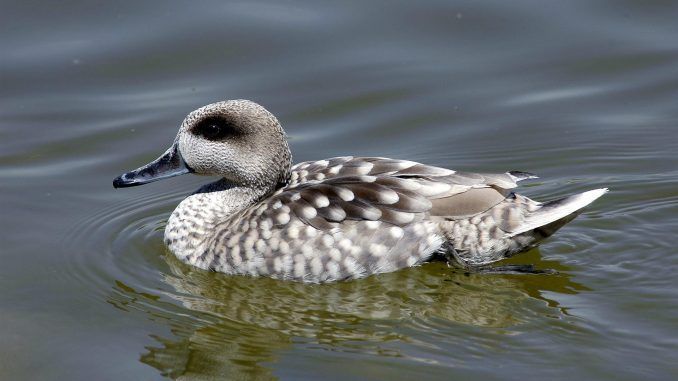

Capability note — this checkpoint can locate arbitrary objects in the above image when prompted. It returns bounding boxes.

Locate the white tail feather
[510,188,608,236]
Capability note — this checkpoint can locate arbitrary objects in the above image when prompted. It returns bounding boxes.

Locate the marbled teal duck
[113,100,607,283]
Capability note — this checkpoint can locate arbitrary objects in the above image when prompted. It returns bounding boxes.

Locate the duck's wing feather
[259,157,538,229]
[290,156,533,188]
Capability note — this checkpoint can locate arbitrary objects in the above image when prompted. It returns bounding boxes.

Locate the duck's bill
[113,143,193,188]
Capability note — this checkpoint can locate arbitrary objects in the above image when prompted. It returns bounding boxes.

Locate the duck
[113,99,607,283]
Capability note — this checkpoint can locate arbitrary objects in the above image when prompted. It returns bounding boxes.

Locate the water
[1,1,677,379]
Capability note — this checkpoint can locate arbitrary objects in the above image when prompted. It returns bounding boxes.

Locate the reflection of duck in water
[158,247,586,330]
[114,100,606,282]
[112,249,587,379]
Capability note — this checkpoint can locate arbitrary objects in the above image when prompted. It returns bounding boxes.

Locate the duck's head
[113,100,292,192]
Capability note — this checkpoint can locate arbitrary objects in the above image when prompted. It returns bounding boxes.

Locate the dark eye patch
[192,116,240,141]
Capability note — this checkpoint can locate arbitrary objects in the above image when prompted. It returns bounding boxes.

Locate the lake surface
[1,1,677,379]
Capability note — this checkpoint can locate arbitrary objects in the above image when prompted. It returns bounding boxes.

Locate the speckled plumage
[116,100,607,283]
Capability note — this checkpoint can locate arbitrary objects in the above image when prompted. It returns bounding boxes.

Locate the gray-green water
[1,1,677,380]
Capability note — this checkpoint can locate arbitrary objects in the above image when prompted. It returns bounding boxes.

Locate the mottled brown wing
[283,157,535,224]
[290,156,528,189]
[288,156,454,186]
[260,174,433,230]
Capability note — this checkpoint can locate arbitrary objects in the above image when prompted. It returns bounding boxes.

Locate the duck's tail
[509,188,608,237]
[439,188,608,266]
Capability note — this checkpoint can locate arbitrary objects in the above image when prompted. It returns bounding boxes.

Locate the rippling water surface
[1,1,677,380]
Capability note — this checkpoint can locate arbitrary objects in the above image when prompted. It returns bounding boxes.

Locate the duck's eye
[203,124,221,139]
[193,117,238,141]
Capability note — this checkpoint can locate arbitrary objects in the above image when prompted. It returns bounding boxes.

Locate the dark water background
[1,1,677,380]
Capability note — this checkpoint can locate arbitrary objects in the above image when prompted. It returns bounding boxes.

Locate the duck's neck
[164,178,274,265]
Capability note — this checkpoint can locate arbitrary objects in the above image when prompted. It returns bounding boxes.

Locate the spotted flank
[114,100,608,283]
